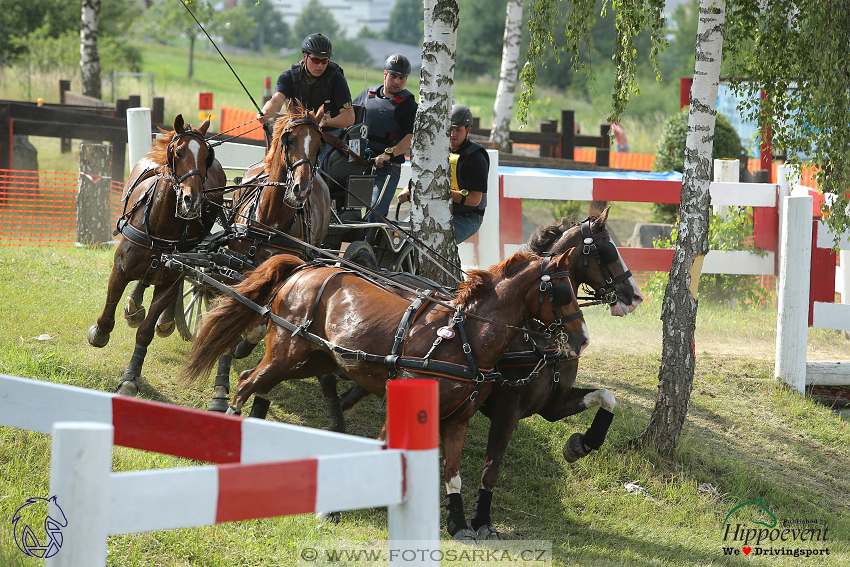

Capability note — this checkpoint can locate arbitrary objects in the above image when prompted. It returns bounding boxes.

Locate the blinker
[552,283,574,307]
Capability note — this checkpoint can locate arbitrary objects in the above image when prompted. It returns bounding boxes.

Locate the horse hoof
[316,511,341,523]
[117,380,138,397]
[452,529,478,543]
[225,406,241,416]
[124,305,145,328]
[86,325,109,348]
[475,524,500,541]
[563,432,591,463]
[155,320,175,338]
[208,397,230,413]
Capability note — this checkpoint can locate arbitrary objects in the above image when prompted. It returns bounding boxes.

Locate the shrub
[650,106,744,223]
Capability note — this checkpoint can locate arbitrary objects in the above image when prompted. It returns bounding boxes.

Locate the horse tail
[180,254,307,384]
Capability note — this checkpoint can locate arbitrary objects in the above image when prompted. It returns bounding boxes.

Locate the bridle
[165,128,214,220]
[578,220,633,306]
[536,256,584,333]
[273,117,325,203]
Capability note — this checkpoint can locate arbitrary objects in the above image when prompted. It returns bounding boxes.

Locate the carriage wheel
[174,275,212,341]
[390,243,416,274]
[341,240,377,266]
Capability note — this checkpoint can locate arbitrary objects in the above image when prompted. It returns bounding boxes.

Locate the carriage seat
[321,112,374,216]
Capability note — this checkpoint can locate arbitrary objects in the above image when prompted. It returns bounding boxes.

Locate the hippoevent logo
[720,498,830,558]
[11,495,67,559]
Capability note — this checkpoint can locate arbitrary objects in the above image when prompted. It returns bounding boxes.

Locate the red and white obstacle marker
[0,375,439,567]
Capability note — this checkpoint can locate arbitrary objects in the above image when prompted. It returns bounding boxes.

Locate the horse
[205,105,332,412]
[87,115,226,396]
[321,207,644,540]
[179,250,590,539]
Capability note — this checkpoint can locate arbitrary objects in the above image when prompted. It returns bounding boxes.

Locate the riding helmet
[384,53,412,77]
[451,104,473,128]
[302,33,333,58]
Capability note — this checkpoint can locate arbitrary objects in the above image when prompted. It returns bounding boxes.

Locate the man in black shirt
[398,104,489,243]
[353,54,417,229]
[257,33,354,163]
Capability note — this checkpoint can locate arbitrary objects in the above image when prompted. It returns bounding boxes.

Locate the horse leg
[561,388,617,463]
[469,408,524,540]
[339,382,372,415]
[319,372,346,433]
[441,420,476,542]
[117,280,179,396]
[124,281,148,328]
[208,354,234,412]
[88,264,132,348]
[155,288,177,338]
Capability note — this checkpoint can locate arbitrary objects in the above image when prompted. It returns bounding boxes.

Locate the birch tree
[80,0,102,99]
[633,0,725,456]
[488,0,523,151]
[409,0,462,286]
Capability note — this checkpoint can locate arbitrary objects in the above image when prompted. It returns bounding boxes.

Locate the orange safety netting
[219,106,266,141]
[0,169,125,247]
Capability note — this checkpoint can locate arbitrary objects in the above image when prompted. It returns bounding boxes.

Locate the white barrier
[1,375,439,566]
[774,193,850,392]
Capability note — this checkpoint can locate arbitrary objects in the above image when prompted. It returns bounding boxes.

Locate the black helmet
[384,53,412,77]
[302,33,333,58]
[451,104,473,128]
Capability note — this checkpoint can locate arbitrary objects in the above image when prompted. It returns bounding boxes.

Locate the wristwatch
[460,190,469,196]
[384,147,394,155]
[459,189,468,206]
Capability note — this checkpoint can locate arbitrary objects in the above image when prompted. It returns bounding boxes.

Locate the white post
[841,251,850,304]
[478,149,501,267]
[712,158,738,217]
[127,107,152,168]
[46,422,113,567]
[775,194,813,394]
[776,164,800,278]
[386,380,439,566]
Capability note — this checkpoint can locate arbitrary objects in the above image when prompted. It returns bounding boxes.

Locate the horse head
[165,114,213,219]
[265,106,325,207]
[530,251,590,358]
[533,207,644,316]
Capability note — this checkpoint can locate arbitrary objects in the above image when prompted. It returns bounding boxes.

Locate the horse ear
[596,206,610,225]
[556,249,573,269]
[174,114,185,133]
[315,105,326,124]
[199,116,211,135]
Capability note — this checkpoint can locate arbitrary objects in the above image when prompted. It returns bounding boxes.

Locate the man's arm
[321,105,355,129]
[258,92,286,124]
[374,133,413,167]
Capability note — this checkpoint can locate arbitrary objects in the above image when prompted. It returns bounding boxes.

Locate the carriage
[170,106,417,341]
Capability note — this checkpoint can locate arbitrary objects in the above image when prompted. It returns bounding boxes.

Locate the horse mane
[454,252,539,310]
[146,127,178,173]
[263,102,320,183]
[525,212,604,256]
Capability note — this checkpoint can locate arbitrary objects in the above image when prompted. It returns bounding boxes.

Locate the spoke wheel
[341,240,378,268]
[390,243,416,274]
[174,276,212,341]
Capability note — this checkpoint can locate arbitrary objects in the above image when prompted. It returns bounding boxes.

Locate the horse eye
[175,148,184,159]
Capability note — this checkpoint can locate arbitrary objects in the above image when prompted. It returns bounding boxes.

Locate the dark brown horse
[87,115,226,396]
[205,106,332,411]
[180,251,589,538]
[322,207,643,540]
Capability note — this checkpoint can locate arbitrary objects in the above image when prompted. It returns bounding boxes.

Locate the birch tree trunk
[409,0,462,286]
[80,0,102,99]
[634,0,725,457]
[489,0,524,151]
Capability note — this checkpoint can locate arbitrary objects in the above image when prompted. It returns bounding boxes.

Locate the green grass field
[1,245,849,566]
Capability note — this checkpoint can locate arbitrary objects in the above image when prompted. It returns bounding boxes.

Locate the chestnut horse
[205,106,332,411]
[322,207,644,540]
[180,251,590,538]
[87,115,226,396]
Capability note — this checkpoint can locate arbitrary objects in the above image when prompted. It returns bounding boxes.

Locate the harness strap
[293,271,349,338]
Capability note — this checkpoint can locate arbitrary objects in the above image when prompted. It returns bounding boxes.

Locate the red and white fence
[0,374,439,567]
[775,195,850,393]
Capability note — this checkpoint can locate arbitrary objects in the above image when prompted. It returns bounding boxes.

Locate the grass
[1,245,849,566]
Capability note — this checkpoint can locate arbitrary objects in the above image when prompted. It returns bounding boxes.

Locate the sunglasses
[308,56,330,65]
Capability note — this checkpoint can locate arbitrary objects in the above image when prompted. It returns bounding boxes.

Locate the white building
[271,0,399,39]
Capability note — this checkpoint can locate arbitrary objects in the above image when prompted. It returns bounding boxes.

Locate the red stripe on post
[593,179,682,204]
[112,397,243,463]
[618,248,676,272]
[387,379,439,450]
[215,459,318,522]
[809,220,837,326]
